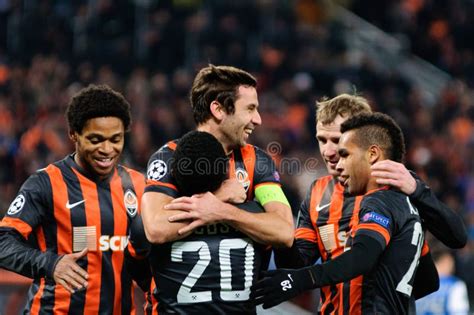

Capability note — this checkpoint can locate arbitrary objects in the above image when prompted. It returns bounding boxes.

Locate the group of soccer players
[0,64,468,314]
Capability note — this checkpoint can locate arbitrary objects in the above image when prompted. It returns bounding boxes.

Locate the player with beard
[272,94,467,314]
[252,113,435,313]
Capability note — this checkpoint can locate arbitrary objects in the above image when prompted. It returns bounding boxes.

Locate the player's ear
[367,145,382,165]
[69,130,77,143]
[210,101,225,121]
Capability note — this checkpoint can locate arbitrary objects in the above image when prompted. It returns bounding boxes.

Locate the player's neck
[196,124,233,155]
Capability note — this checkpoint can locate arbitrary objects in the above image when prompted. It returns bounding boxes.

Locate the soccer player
[141,65,293,247]
[0,85,145,314]
[142,130,267,314]
[252,113,428,313]
[274,94,467,314]
[140,64,293,312]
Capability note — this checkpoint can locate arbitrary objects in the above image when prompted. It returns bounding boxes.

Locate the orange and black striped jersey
[0,154,145,314]
[142,140,279,314]
[294,175,364,314]
[294,176,429,314]
[145,140,281,199]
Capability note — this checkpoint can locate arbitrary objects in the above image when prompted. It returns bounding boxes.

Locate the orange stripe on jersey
[146,179,177,191]
[421,240,430,256]
[73,168,102,314]
[357,223,391,245]
[295,227,318,243]
[46,165,73,314]
[167,140,177,151]
[241,145,256,199]
[36,226,47,251]
[110,171,129,315]
[349,196,363,237]
[30,278,46,315]
[228,153,236,179]
[349,275,363,315]
[0,217,32,239]
[309,176,332,262]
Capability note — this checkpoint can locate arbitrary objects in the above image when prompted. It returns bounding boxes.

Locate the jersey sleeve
[275,182,320,268]
[0,170,61,279]
[144,143,179,198]
[0,170,50,238]
[355,196,395,250]
[253,146,280,186]
[253,146,290,206]
[409,171,467,248]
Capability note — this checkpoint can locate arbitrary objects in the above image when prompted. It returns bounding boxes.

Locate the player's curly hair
[66,84,131,133]
[340,112,406,163]
[190,65,257,125]
[172,131,228,196]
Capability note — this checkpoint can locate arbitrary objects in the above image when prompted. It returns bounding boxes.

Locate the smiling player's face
[218,86,262,152]
[336,130,372,195]
[72,117,124,180]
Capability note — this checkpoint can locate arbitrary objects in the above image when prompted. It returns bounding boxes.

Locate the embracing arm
[141,191,191,244]
[409,176,467,248]
[371,160,467,248]
[223,200,294,248]
[251,235,382,308]
[167,194,294,248]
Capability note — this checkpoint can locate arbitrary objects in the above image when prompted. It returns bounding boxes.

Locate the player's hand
[371,160,416,195]
[53,248,89,294]
[251,268,315,309]
[166,192,226,234]
[214,179,246,204]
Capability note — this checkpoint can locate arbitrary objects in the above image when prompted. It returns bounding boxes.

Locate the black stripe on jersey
[233,148,245,172]
[37,170,57,255]
[322,294,335,315]
[117,166,133,314]
[97,180,115,314]
[59,161,88,314]
[343,281,351,315]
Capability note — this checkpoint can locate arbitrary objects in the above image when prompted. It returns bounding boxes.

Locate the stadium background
[0,0,473,313]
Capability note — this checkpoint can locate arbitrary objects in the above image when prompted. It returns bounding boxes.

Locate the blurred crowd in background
[0,0,473,310]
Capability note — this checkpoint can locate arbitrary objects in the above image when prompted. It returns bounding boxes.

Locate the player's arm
[0,174,62,280]
[371,160,467,248]
[0,172,88,293]
[275,184,321,268]
[124,214,152,292]
[251,234,383,309]
[167,184,294,248]
[252,200,392,309]
[412,242,439,299]
[140,146,193,243]
[166,148,294,247]
[0,227,61,279]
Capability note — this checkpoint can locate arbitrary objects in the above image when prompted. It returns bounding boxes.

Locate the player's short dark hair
[190,64,257,125]
[172,131,228,196]
[340,112,405,162]
[66,84,131,134]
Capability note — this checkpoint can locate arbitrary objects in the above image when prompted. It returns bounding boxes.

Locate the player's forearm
[308,235,382,288]
[410,177,467,248]
[222,204,294,247]
[141,192,191,244]
[0,228,60,279]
